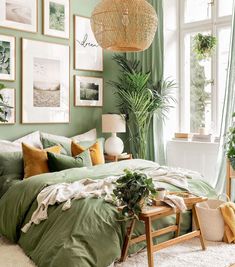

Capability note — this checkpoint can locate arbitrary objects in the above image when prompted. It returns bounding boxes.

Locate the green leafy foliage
[226,113,235,170]
[0,41,11,75]
[113,169,157,219]
[193,33,217,60]
[109,54,176,159]
[49,2,65,31]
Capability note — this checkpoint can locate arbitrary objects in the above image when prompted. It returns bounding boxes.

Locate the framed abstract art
[22,39,70,124]
[74,15,103,71]
[0,34,15,81]
[74,75,103,107]
[43,0,70,39]
[0,0,38,32]
[0,88,15,124]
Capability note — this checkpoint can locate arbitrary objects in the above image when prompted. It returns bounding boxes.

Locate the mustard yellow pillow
[22,143,61,178]
[71,141,104,165]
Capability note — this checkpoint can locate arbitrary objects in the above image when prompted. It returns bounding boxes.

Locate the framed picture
[22,39,70,124]
[74,15,103,71]
[43,0,70,39]
[75,75,103,107]
[0,88,15,124]
[0,34,15,81]
[0,0,38,32]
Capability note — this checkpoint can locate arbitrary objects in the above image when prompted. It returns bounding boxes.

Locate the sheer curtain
[126,0,166,164]
[215,4,235,195]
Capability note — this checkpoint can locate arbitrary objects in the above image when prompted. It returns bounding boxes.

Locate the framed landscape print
[74,15,103,71]
[43,0,70,39]
[0,0,37,32]
[0,88,15,124]
[75,76,103,107]
[22,39,70,124]
[0,34,15,81]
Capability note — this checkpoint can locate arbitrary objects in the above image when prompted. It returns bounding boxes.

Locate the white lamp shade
[102,114,126,133]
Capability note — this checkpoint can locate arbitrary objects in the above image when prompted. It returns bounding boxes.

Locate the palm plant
[0,83,12,123]
[109,55,176,159]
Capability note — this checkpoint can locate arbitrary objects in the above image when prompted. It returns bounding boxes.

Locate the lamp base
[105,133,124,156]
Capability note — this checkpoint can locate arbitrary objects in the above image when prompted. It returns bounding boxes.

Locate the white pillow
[40,132,71,143]
[72,129,97,142]
[13,131,42,149]
[0,140,21,152]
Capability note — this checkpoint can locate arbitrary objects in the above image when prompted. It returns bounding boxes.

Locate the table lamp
[102,114,126,156]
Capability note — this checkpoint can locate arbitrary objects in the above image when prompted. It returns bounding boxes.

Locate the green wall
[0,0,120,141]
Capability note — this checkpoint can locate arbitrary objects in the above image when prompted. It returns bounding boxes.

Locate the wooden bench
[120,197,207,267]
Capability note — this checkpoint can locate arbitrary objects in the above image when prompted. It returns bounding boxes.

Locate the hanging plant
[193,33,217,60]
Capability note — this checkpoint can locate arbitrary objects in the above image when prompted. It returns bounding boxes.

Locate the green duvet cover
[0,159,217,267]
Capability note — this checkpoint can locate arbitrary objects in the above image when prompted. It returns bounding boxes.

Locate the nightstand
[104,153,132,162]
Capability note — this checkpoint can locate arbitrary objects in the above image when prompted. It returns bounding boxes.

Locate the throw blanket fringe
[22,167,193,233]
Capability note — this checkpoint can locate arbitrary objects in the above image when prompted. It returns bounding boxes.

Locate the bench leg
[120,219,136,262]
[145,217,154,267]
[192,205,206,250]
[175,212,181,237]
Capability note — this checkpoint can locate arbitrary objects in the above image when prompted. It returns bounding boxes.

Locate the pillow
[0,152,23,177]
[79,138,105,155]
[22,143,62,178]
[47,150,92,172]
[41,137,71,156]
[0,140,22,152]
[71,141,104,165]
[0,174,21,199]
[72,129,97,142]
[13,131,42,149]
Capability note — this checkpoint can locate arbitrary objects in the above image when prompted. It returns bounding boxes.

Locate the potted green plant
[193,33,217,60]
[226,113,235,170]
[0,83,12,123]
[113,169,157,219]
[109,55,176,159]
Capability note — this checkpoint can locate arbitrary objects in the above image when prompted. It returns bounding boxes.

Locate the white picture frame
[75,75,103,107]
[74,15,103,72]
[0,88,15,124]
[0,34,15,81]
[22,39,70,124]
[0,0,38,33]
[43,0,70,39]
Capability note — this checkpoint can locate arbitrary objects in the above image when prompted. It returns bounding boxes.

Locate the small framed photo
[22,39,70,124]
[0,88,15,124]
[75,76,103,107]
[74,15,103,71]
[0,0,38,33]
[0,34,15,81]
[43,0,70,39]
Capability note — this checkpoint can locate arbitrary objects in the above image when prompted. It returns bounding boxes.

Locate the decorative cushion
[0,174,21,199]
[47,150,92,172]
[0,141,22,152]
[72,128,97,142]
[71,141,105,165]
[0,152,23,177]
[13,131,42,149]
[22,143,62,178]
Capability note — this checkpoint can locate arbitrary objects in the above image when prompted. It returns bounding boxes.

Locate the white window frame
[179,0,232,133]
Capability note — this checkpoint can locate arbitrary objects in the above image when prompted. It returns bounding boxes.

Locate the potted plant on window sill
[225,113,235,172]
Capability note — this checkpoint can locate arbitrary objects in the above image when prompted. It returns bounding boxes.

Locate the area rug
[1,236,235,267]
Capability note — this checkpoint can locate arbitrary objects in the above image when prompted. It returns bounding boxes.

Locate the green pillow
[79,138,105,154]
[47,150,92,172]
[0,152,24,176]
[41,138,71,156]
[0,174,21,198]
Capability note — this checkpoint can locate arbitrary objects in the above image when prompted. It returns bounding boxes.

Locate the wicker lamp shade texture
[90,0,158,52]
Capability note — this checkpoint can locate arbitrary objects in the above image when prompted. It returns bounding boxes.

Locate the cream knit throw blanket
[21,167,196,233]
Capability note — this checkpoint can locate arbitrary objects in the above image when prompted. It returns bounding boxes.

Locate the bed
[0,158,217,267]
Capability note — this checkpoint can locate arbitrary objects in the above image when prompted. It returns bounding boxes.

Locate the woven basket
[195,195,229,241]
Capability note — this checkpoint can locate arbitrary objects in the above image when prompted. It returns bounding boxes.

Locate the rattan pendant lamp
[90,0,158,52]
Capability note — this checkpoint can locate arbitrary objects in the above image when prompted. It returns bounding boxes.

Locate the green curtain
[126,0,165,164]
[215,5,235,195]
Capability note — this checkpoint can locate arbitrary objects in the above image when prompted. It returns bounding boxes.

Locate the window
[180,0,232,134]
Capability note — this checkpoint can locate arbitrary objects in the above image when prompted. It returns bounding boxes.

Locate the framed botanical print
[74,15,103,71]
[0,88,15,124]
[75,76,103,107]
[22,39,70,124]
[0,0,38,32]
[0,34,15,81]
[43,0,70,39]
